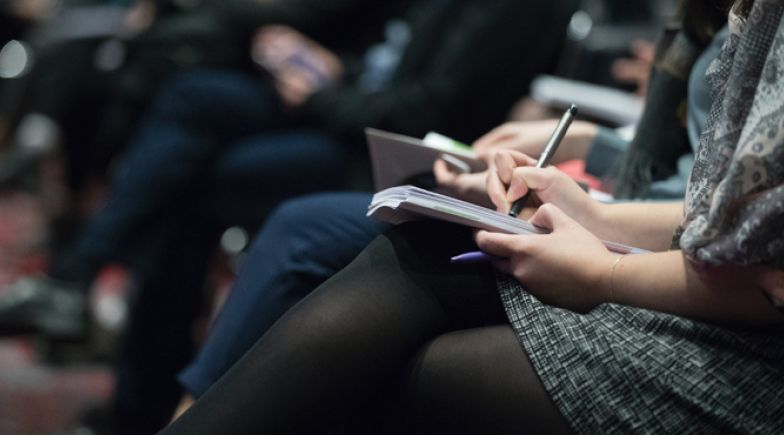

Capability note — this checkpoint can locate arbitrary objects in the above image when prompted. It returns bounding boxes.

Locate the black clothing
[301,0,579,144]
[611,1,727,198]
[161,222,573,435]
[206,0,412,63]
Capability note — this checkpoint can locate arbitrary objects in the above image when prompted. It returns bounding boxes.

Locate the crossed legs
[161,222,573,434]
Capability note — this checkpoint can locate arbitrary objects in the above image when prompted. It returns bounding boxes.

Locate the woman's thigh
[178,192,389,398]
[396,325,574,435]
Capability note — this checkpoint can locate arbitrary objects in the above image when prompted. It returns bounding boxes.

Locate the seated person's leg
[201,129,350,226]
[387,325,572,434]
[178,192,389,399]
[163,222,570,434]
[114,129,358,422]
[349,325,572,434]
[88,129,353,428]
[0,69,290,335]
[60,69,288,269]
[112,211,222,433]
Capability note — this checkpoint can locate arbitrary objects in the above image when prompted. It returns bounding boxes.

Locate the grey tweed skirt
[496,274,784,434]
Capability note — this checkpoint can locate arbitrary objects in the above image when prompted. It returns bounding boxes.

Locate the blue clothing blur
[54,69,346,280]
[178,192,387,397]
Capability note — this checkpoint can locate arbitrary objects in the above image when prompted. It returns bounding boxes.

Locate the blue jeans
[178,192,388,397]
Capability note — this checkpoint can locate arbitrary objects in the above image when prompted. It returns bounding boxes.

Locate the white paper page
[369,186,648,255]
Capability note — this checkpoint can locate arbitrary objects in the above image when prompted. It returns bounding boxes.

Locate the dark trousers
[57,69,347,274]
[178,192,388,397]
[52,69,348,430]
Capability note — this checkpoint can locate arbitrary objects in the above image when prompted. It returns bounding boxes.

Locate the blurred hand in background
[611,39,655,96]
[252,25,343,107]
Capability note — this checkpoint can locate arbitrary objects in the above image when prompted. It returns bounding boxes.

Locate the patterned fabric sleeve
[678,1,784,309]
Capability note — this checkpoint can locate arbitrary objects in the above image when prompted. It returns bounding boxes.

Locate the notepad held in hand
[367,186,647,255]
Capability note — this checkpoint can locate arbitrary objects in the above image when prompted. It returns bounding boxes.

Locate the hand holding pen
[508,104,577,217]
[483,105,581,218]
[455,105,580,263]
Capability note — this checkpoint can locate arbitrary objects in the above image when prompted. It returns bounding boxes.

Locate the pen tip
[568,104,578,115]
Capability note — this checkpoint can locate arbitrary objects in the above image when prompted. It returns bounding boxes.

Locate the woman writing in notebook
[162,0,783,433]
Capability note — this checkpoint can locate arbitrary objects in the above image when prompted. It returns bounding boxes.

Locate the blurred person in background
[0,0,393,239]
[0,0,404,433]
[1,0,579,433]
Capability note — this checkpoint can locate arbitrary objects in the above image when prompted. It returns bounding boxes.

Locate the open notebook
[368,186,648,255]
[366,128,487,191]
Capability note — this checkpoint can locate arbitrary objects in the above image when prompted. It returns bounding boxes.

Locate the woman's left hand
[433,148,505,208]
[433,159,493,207]
[475,203,617,312]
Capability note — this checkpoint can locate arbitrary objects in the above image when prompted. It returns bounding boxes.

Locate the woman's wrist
[576,204,629,308]
[583,251,623,308]
[572,195,609,238]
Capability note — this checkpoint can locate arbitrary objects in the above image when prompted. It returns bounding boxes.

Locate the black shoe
[0,276,88,340]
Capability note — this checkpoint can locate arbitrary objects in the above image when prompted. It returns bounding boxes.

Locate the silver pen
[508,104,578,217]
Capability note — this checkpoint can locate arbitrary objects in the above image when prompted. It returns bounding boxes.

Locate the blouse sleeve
[680,184,784,269]
[677,6,784,310]
[679,157,784,312]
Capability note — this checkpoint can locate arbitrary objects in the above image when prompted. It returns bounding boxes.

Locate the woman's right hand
[487,149,603,229]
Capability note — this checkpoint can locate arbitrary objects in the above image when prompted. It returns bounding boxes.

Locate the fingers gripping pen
[508,104,578,218]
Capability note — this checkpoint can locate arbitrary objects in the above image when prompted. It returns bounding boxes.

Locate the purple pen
[450,251,501,264]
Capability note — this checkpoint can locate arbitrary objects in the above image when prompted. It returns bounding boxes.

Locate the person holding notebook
[162,1,783,432]
[1,1,581,431]
[171,0,729,417]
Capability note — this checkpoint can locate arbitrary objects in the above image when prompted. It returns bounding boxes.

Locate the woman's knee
[399,326,573,434]
[404,326,524,402]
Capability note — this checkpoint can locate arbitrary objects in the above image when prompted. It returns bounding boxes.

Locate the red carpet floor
[0,191,114,435]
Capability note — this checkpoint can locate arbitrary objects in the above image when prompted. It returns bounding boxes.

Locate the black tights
[160,222,573,434]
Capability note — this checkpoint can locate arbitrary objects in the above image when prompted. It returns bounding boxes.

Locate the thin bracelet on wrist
[609,254,626,304]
